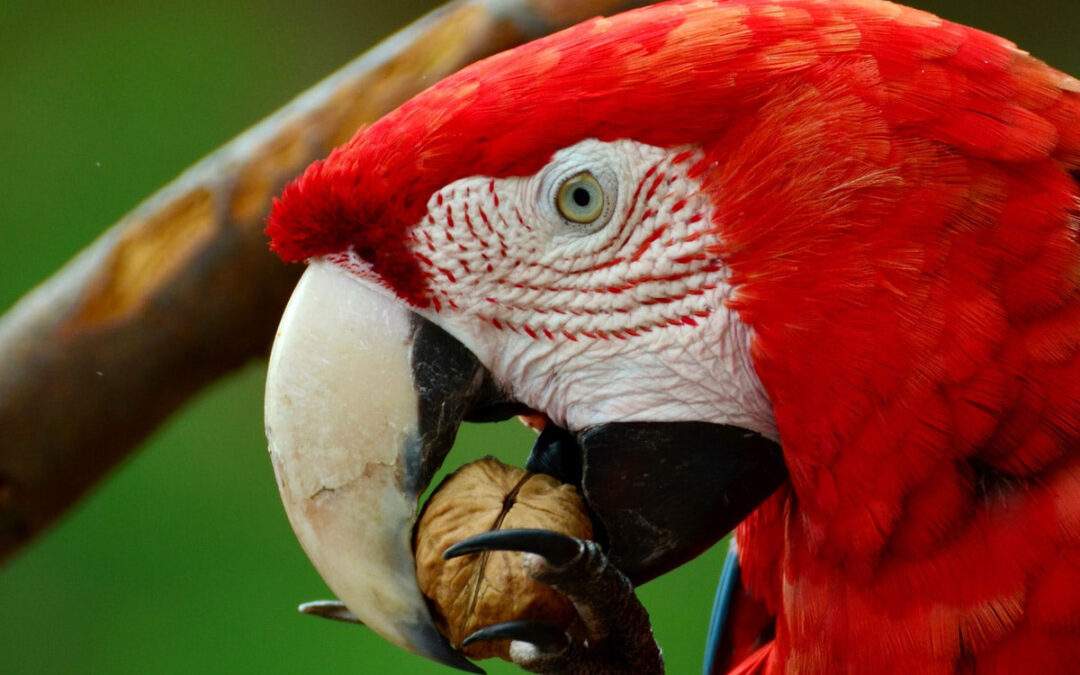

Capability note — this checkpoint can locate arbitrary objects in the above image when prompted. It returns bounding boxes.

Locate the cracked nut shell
[414,457,593,661]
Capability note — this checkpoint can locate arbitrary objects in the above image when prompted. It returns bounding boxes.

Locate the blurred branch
[0,0,654,562]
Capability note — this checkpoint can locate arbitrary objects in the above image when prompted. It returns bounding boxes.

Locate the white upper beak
[264,260,480,672]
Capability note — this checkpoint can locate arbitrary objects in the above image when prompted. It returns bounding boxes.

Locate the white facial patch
[344,139,777,440]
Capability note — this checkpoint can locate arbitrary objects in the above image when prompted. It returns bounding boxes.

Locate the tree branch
[0,0,654,562]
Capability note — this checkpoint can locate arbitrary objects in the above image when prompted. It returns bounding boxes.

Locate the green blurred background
[0,1,1076,673]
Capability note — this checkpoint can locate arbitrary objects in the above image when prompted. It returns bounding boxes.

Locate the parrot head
[263,0,1080,670]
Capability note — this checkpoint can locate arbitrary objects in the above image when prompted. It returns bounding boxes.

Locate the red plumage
[267,0,1080,671]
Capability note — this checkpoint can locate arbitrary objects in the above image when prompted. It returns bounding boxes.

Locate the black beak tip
[410,619,486,674]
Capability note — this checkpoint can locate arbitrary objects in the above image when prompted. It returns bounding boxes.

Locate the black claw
[461,621,570,652]
[443,529,583,567]
[298,600,363,625]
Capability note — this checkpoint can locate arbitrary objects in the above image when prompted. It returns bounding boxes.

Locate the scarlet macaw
[262,0,1080,671]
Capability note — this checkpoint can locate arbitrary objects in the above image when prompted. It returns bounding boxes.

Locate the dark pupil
[572,187,592,208]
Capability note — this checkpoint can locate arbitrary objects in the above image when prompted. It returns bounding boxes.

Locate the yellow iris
[556,172,604,224]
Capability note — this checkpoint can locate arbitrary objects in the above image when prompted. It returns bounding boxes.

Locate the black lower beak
[527,420,786,584]
[575,423,786,584]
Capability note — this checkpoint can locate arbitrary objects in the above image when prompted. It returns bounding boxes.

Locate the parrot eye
[556,172,605,224]
[539,141,619,234]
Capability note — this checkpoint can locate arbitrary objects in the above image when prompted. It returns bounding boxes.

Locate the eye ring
[556,172,605,224]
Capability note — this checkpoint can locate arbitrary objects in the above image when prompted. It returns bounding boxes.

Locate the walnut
[414,457,593,661]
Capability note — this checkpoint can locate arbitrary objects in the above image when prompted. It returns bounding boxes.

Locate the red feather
[267,0,1080,670]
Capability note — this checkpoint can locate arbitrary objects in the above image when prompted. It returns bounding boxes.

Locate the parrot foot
[445,529,663,675]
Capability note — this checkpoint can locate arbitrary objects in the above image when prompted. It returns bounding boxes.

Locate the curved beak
[265,260,504,673]
[265,259,787,671]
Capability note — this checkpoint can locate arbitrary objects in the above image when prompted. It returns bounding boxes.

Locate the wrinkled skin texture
[268,0,1080,671]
